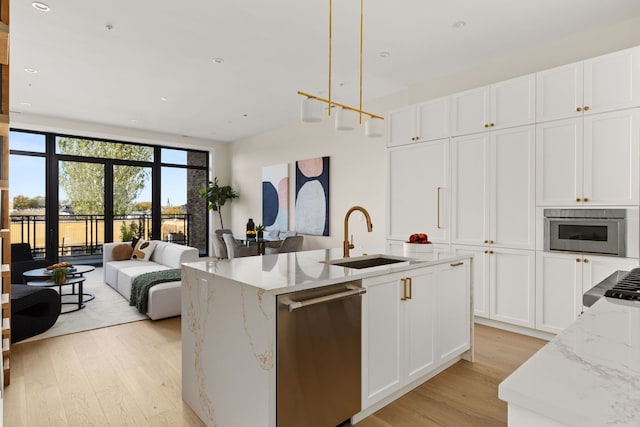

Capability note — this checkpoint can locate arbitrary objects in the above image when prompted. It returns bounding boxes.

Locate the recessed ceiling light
[160,97,168,102]
[452,21,467,30]
[32,2,50,12]
[130,119,139,123]
[379,51,391,58]
[20,102,31,107]
[24,68,38,73]
[212,57,224,64]
[243,114,248,117]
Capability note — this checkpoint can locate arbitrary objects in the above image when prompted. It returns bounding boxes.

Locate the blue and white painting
[262,163,289,233]
[295,156,329,236]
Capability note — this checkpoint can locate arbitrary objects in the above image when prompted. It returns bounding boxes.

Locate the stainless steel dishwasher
[277,282,365,427]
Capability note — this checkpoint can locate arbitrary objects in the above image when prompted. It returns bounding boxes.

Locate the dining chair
[213,229,232,259]
[223,233,255,259]
[264,235,303,255]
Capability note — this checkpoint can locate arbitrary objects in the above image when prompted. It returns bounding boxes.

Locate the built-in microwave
[544,209,627,257]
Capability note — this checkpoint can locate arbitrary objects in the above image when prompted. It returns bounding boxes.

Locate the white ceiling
[9,0,640,142]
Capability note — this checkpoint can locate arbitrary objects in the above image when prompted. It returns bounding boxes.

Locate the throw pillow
[112,243,133,261]
[131,239,157,261]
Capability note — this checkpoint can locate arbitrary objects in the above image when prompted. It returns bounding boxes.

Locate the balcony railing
[10,213,192,261]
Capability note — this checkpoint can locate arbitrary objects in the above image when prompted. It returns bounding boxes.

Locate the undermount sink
[322,254,410,269]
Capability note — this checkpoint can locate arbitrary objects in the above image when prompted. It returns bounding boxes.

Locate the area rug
[19,267,149,343]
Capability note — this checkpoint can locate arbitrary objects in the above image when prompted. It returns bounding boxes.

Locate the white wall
[228,17,640,251]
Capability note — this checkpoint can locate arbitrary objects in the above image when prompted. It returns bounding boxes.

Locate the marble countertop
[182,246,469,295]
[499,297,640,426]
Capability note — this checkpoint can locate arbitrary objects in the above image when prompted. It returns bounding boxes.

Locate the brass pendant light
[298,0,384,137]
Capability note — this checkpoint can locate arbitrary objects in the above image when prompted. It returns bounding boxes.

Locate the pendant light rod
[359,0,363,124]
[328,0,333,117]
[297,91,384,119]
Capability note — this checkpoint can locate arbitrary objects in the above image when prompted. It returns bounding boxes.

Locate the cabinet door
[453,245,490,318]
[490,248,535,328]
[583,109,640,205]
[362,273,403,407]
[584,46,640,115]
[536,61,584,122]
[451,86,491,136]
[403,268,436,383]
[536,252,582,334]
[416,96,450,142]
[388,139,450,243]
[536,118,583,206]
[490,74,536,130]
[582,255,639,297]
[490,125,535,249]
[388,106,417,147]
[436,260,471,363]
[452,133,490,245]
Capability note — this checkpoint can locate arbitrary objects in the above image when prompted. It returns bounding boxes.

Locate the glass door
[112,164,152,243]
[58,160,105,263]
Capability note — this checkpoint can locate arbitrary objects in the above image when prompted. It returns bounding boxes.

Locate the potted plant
[51,267,68,285]
[199,177,239,229]
[255,224,266,239]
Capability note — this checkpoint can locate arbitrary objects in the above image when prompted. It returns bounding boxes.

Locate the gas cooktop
[604,268,640,302]
[583,268,640,307]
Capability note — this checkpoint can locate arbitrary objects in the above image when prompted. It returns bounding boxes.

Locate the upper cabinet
[536,109,640,206]
[388,96,450,147]
[451,74,535,136]
[537,46,640,122]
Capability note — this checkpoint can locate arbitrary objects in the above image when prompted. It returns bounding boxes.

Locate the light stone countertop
[499,297,640,427]
[182,246,470,295]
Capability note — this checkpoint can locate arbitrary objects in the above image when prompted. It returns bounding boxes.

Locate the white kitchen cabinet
[536,251,639,334]
[388,139,450,243]
[387,96,450,147]
[362,268,435,408]
[452,125,535,249]
[454,245,535,328]
[536,109,640,206]
[436,260,471,363]
[537,46,640,122]
[451,74,535,136]
[361,260,471,409]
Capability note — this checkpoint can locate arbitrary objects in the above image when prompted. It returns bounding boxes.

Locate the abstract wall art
[262,163,289,232]
[295,156,330,236]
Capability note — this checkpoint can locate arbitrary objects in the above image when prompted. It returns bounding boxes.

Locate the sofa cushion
[132,239,157,261]
[112,244,133,261]
[117,263,170,301]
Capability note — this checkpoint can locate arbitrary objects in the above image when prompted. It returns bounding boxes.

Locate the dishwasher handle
[280,285,366,312]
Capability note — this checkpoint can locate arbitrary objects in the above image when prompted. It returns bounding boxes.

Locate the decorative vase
[257,231,264,239]
[246,218,255,239]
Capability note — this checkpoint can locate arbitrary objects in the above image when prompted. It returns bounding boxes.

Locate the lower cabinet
[361,261,471,410]
[536,251,639,334]
[453,245,535,328]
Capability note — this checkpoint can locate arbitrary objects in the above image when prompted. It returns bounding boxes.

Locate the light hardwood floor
[4,320,546,426]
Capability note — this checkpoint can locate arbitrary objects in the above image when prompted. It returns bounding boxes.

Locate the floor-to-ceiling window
[9,129,210,263]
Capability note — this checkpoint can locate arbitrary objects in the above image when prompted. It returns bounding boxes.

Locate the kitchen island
[499,297,640,426]
[181,247,473,427]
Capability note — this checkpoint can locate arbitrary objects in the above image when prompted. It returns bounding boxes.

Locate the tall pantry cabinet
[0,0,10,389]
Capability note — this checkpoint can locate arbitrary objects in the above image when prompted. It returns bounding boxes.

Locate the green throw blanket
[129,268,182,314]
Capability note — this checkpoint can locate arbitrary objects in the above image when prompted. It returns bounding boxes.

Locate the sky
[10,131,190,208]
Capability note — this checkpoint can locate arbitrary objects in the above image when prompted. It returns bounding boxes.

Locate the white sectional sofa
[103,241,199,320]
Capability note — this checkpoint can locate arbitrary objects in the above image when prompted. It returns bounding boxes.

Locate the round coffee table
[27,276,88,314]
[23,265,96,313]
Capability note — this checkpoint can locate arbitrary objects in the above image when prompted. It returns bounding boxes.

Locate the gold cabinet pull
[484,240,489,244]
[489,250,494,254]
[583,259,589,263]
[407,277,413,300]
[450,262,464,267]
[484,250,489,254]
[576,258,581,262]
[576,107,582,112]
[490,240,494,244]
[484,124,489,128]
[401,278,408,301]
[576,198,582,202]
[584,197,589,202]
[490,123,495,127]
[437,187,442,229]
[584,106,590,111]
